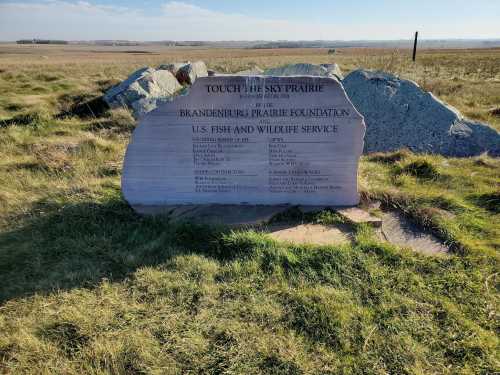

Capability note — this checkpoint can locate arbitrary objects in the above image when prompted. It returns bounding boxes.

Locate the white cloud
[0,0,339,41]
[0,1,498,41]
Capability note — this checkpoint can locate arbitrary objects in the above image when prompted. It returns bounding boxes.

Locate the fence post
[412,31,419,62]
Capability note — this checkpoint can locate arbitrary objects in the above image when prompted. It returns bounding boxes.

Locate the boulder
[264,63,329,77]
[234,66,264,76]
[264,63,342,80]
[103,68,182,118]
[343,69,500,156]
[320,63,343,80]
[176,61,208,85]
[157,62,189,76]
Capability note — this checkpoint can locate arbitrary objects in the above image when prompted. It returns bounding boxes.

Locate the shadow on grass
[467,191,500,214]
[0,198,229,304]
[56,94,110,119]
[0,111,50,128]
[0,96,109,129]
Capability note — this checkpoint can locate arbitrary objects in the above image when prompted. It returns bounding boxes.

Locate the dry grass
[0,45,499,374]
[1,44,499,130]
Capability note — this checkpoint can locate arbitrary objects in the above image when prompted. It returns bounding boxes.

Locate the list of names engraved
[123,76,365,207]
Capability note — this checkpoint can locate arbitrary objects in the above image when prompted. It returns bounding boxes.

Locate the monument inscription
[122,75,365,211]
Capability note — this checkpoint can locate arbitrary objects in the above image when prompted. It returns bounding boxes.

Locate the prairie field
[0,44,499,374]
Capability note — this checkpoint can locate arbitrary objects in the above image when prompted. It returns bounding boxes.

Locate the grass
[0,45,499,374]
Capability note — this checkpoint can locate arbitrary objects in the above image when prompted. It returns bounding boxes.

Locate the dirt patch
[266,223,352,246]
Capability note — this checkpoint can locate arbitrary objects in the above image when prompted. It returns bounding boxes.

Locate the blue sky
[0,0,499,41]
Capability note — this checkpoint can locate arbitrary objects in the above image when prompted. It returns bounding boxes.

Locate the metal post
[412,31,419,62]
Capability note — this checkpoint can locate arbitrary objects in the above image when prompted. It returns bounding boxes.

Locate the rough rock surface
[320,63,344,80]
[264,63,341,79]
[234,66,264,75]
[133,204,291,226]
[266,223,352,245]
[378,211,449,255]
[157,62,189,76]
[343,69,500,156]
[103,68,182,118]
[176,61,208,85]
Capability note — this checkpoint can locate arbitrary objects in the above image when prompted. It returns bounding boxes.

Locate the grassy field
[0,45,499,374]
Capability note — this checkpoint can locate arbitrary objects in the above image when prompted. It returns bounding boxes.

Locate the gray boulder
[103,67,182,118]
[264,63,342,80]
[176,61,208,85]
[343,70,500,156]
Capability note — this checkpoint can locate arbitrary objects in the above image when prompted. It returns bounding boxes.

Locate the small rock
[176,61,208,85]
[343,69,500,156]
[207,69,216,76]
[103,68,182,118]
[336,207,382,227]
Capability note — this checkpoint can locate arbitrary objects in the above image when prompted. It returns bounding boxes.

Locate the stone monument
[122,75,365,215]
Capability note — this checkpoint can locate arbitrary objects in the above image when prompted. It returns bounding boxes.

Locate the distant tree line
[172,41,207,47]
[250,41,344,49]
[16,39,68,45]
[90,41,140,46]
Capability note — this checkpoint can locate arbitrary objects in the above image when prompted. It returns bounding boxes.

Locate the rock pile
[343,70,500,156]
[104,61,499,157]
[104,61,208,118]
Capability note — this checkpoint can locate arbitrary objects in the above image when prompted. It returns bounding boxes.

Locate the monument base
[132,204,348,226]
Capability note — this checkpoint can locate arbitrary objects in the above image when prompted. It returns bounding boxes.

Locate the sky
[0,0,499,41]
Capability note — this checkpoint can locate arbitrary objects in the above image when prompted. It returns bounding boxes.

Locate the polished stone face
[122,75,365,210]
